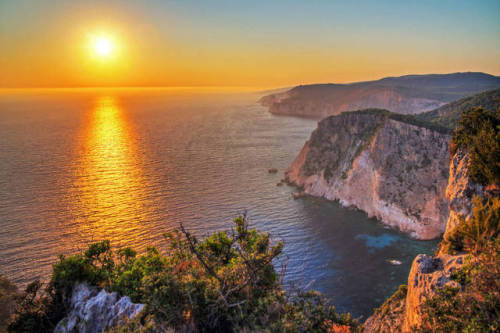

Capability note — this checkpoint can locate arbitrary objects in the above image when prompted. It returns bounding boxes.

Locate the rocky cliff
[260,72,500,118]
[364,253,467,332]
[286,110,450,239]
[364,147,492,332]
[441,150,484,243]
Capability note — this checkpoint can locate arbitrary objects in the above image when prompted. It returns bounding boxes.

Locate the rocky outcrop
[286,110,450,239]
[402,253,465,331]
[54,284,144,333]
[442,150,484,243]
[363,254,466,332]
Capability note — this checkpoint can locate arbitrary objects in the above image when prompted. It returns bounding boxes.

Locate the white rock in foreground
[54,283,144,333]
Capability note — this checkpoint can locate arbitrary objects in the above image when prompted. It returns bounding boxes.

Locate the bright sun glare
[93,36,113,57]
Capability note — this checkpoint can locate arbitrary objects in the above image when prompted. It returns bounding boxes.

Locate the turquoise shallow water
[0,88,438,318]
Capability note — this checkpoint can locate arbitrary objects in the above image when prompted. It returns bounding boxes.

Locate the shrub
[8,280,55,333]
[9,216,358,332]
[0,275,18,332]
[419,241,500,332]
[451,107,500,186]
[442,197,500,254]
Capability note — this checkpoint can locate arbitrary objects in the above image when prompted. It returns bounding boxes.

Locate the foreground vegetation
[7,217,357,332]
[341,108,451,134]
[0,276,17,332]
[423,198,499,332]
[441,197,500,255]
[451,106,500,186]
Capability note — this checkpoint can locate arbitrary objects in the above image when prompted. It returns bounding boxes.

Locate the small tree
[452,107,500,186]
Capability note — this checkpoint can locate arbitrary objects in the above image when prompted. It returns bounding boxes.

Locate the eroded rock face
[286,111,450,239]
[402,254,465,331]
[364,148,491,332]
[54,284,144,333]
[442,150,484,242]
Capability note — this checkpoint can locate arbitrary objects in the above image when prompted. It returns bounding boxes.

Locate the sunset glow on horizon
[1,0,499,88]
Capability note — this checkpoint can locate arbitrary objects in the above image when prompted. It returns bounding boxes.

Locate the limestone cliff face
[286,111,450,239]
[442,150,484,242]
[364,148,487,332]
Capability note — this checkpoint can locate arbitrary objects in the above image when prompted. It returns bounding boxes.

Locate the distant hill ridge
[416,88,500,129]
[260,72,500,118]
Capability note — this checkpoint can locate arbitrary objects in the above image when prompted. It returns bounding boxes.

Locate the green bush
[442,197,500,254]
[9,216,358,332]
[0,275,18,333]
[451,107,500,186]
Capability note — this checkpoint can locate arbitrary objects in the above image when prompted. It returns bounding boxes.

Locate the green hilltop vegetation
[416,88,500,129]
[340,88,500,136]
[339,108,452,134]
[451,106,500,186]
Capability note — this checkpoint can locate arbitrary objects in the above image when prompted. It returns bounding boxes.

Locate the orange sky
[1,1,499,88]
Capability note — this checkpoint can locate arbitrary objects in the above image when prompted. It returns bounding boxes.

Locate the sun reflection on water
[72,96,153,249]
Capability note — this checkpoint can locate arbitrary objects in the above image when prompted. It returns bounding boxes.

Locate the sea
[0,88,437,318]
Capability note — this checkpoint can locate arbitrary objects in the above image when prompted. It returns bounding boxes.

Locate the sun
[94,36,113,57]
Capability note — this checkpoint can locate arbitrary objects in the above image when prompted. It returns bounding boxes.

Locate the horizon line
[1,70,498,92]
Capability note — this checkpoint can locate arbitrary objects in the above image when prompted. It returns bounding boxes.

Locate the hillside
[260,72,500,118]
[416,88,500,129]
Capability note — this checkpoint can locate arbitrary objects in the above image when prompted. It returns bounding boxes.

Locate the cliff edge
[286,110,450,239]
[364,144,498,332]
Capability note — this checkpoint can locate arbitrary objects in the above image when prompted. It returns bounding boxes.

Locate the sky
[1,0,499,88]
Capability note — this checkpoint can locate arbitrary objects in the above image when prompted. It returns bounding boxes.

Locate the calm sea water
[0,88,437,318]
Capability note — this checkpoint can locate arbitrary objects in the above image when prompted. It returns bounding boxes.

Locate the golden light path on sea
[71,96,152,248]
